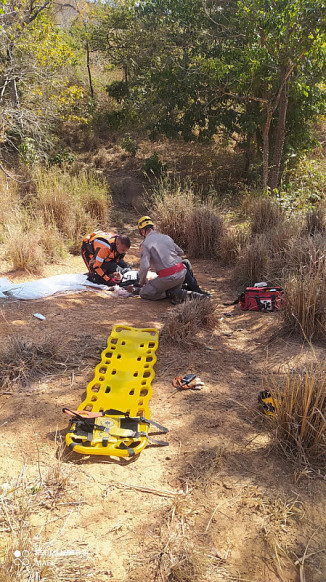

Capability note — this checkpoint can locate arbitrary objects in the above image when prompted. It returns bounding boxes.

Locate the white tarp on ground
[0,273,125,300]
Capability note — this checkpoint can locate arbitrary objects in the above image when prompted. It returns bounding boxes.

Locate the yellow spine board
[66,325,159,457]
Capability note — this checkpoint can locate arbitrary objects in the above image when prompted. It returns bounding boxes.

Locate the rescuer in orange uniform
[81,230,131,286]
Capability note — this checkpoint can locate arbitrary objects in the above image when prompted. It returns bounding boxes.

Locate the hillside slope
[0,248,325,582]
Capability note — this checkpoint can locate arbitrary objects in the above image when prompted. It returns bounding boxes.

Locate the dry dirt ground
[0,235,326,581]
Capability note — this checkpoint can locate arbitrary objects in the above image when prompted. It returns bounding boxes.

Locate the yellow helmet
[138,215,154,232]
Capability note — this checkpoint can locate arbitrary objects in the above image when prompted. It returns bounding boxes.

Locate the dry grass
[41,220,67,261]
[219,226,249,266]
[232,205,326,287]
[262,495,304,576]
[153,493,209,582]
[3,209,68,271]
[68,206,96,254]
[150,182,195,250]
[305,206,326,236]
[267,219,301,256]
[239,485,304,576]
[186,202,224,258]
[150,180,225,258]
[0,336,69,391]
[183,445,230,491]
[0,334,95,392]
[281,256,326,342]
[250,197,284,235]
[162,298,217,344]
[266,365,326,469]
[165,551,203,582]
[0,455,91,582]
[34,168,76,237]
[282,233,326,274]
[233,234,270,286]
[260,494,304,534]
[72,171,110,225]
[1,166,111,272]
[0,175,20,241]
[3,214,44,272]
[33,166,110,235]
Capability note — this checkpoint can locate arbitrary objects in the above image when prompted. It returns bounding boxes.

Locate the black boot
[190,285,211,297]
[167,288,188,305]
[182,260,211,296]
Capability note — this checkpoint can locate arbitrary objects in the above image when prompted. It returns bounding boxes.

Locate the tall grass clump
[162,298,217,344]
[233,196,287,285]
[233,234,270,286]
[150,179,194,249]
[151,179,224,258]
[0,166,111,272]
[3,209,44,271]
[282,233,326,275]
[33,166,111,246]
[305,206,326,236]
[0,175,20,239]
[266,366,326,469]
[219,226,246,265]
[70,170,109,225]
[186,202,224,258]
[0,334,93,391]
[233,194,304,285]
[69,206,97,254]
[3,210,67,271]
[250,197,284,235]
[281,256,326,342]
[40,219,67,261]
[34,166,75,235]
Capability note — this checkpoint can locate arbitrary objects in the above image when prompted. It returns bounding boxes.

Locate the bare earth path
[0,255,325,582]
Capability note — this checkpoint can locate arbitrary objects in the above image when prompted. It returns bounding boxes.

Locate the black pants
[181,259,203,293]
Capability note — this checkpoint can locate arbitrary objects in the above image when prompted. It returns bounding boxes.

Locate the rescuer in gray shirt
[137,216,186,301]
[137,216,210,303]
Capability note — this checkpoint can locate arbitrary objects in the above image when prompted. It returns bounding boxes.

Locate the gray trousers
[140,270,186,301]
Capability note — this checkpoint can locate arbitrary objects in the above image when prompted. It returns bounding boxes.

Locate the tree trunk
[123,64,128,84]
[86,41,94,99]
[268,77,288,191]
[9,79,20,108]
[7,44,23,130]
[262,104,273,191]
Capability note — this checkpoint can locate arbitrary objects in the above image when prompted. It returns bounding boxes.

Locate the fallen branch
[0,161,31,183]
[106,480,184,498]
[205,502,222,532]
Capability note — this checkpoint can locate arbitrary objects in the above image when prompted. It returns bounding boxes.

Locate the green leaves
[92,0,326,186]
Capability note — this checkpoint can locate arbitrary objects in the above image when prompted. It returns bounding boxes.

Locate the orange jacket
[83,231,125,282]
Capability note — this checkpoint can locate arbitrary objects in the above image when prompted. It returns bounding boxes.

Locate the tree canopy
[0,0,86,163]
[1,0,325,187]
[91,0,326,188]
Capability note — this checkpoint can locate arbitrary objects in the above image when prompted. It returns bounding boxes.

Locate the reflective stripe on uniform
[82,232,124,281]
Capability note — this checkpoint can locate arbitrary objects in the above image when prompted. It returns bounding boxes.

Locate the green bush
[121,134,139,157]
[278,155,326,210]
[48,150,77,166]
[106,80,128,102]
[143,152,167,177]
[18,137,40,166]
